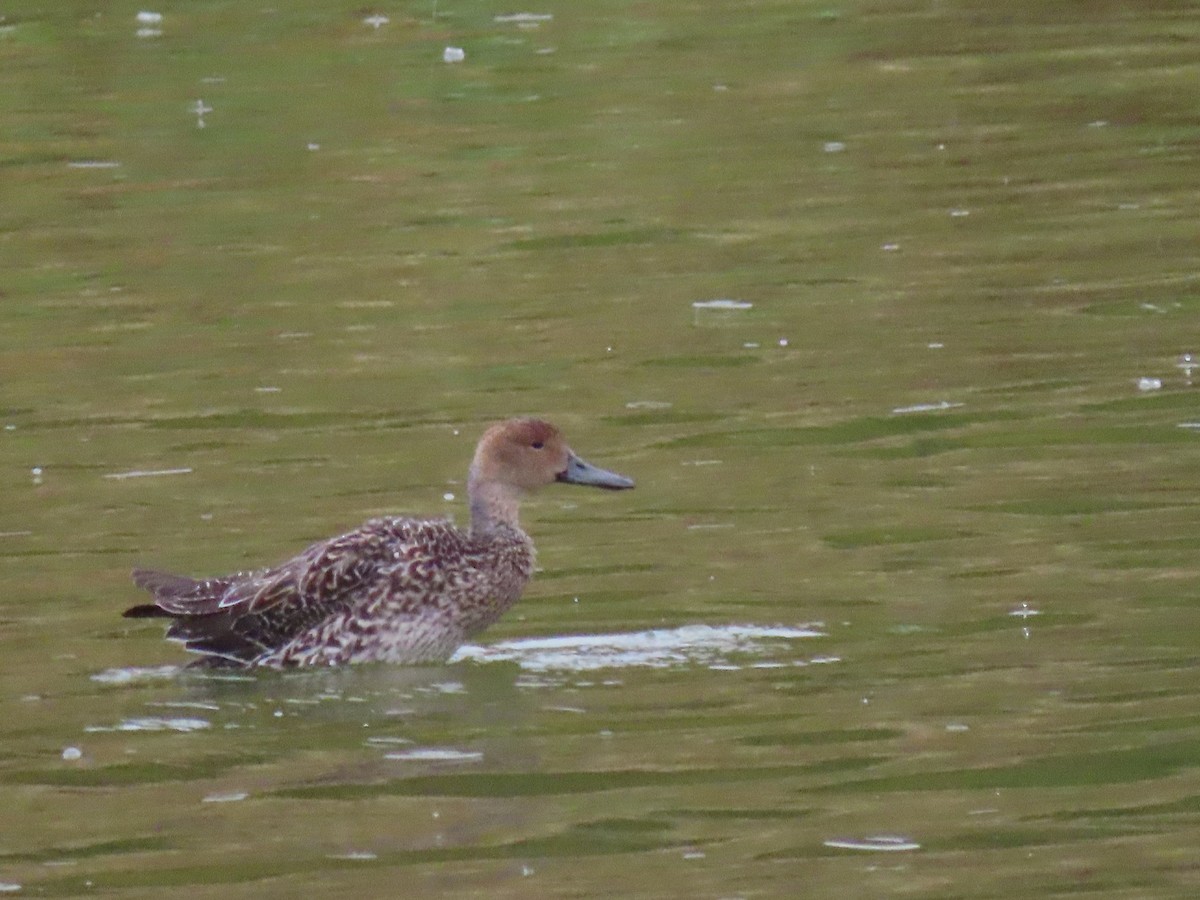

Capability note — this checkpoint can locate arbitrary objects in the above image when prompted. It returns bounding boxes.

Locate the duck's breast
[377,519,534,635]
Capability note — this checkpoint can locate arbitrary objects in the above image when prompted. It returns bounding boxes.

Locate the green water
[4,0,1200,896]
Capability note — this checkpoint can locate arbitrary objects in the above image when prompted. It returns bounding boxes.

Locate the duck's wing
[126,518,424,666]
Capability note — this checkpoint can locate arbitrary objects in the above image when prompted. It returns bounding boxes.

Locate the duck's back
[130,516,536,667]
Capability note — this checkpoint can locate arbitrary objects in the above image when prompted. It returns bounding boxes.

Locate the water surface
[3,1,1200,896]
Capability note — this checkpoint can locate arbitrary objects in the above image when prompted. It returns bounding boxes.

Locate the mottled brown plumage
[124,418,634,667]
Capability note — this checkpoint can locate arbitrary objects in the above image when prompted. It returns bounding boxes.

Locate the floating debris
[624,400,672,410]
[692,298,752,311]
[494,13,554,23]
[202,791,248,803]
[67,160,121,169]
[364,736,413,747]
[85,717,210,733]
[892,400,963,415]
[104,467,193,480]
[1009,603,1040,619]
[384,748,483,762]
[824,835,920,852]
[327,851,378,861]
[136,10,162,38]
[62,747,83,761]
[363,13,389,29]
[822,141,846,153]
[1136,377,1162,392]
[192,99,212,128]
[443,46,465,63]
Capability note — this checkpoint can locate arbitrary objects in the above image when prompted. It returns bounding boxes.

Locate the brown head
[467,418,633,533]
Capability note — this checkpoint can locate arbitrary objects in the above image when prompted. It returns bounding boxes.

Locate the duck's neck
[467,467,523,538]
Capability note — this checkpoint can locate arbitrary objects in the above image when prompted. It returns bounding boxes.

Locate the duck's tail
[125,568,260,666]
[125,567,236,616]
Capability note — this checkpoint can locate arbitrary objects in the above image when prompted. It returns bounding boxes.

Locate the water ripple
[452,624,826,672]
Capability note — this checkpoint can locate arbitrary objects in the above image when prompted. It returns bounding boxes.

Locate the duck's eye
[531,441,545,450]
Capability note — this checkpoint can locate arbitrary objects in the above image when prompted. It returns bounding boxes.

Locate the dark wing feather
[127,519,419,665]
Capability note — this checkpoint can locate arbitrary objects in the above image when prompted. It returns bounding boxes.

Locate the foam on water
[452,624,826,672]
[384,748,483,762]
[91,665,180,685]
[85,717,210,733]
[823,835,921,852]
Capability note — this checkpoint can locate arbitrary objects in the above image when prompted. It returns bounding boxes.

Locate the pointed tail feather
[132,568,205,599]
[123,603,173,619]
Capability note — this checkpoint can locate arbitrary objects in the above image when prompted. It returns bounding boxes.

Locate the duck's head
[467,418,633,531]
[472,418,634,493]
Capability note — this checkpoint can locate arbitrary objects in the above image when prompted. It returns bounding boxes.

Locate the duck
[123,418,634,667]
